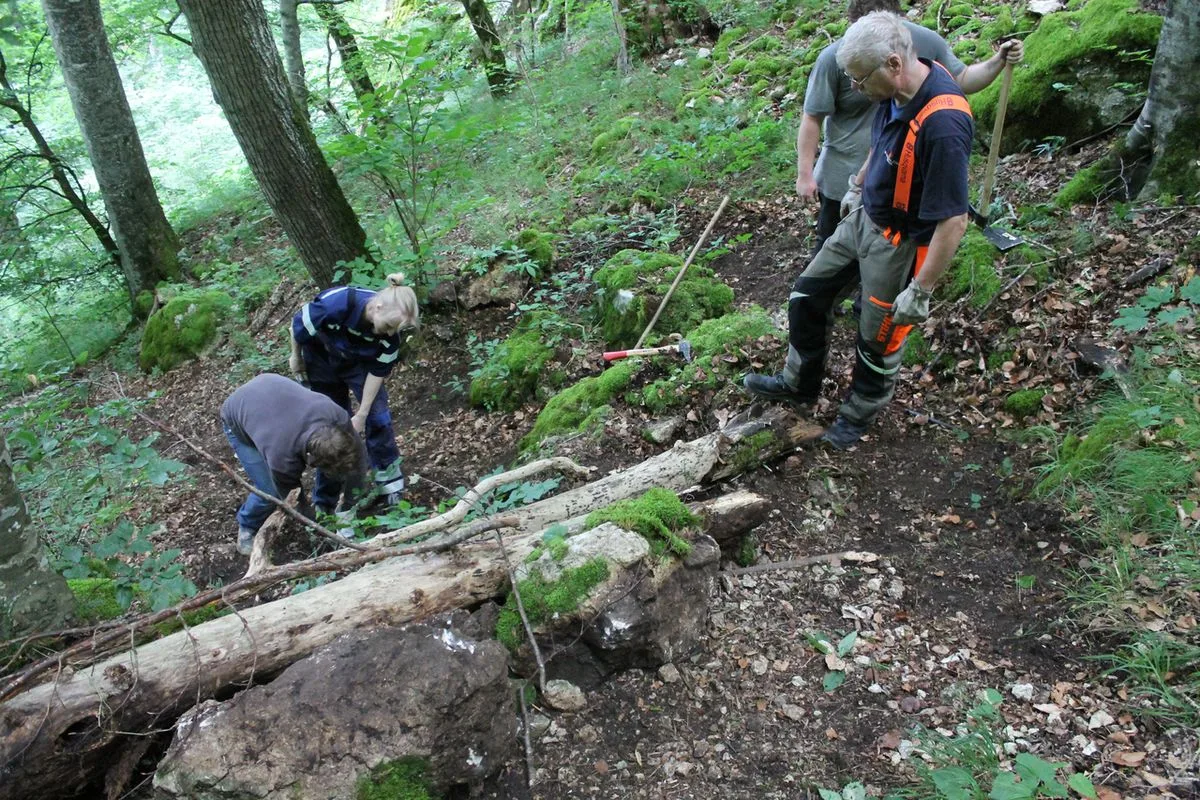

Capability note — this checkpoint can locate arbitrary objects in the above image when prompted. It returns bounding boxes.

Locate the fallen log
[0,406,809,799]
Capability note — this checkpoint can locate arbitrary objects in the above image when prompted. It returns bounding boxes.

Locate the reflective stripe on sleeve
[301,303,317,336]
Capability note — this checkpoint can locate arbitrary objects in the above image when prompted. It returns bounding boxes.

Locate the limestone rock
[154,622,514,800]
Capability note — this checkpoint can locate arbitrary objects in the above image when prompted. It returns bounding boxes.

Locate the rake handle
[978,62,1013,220]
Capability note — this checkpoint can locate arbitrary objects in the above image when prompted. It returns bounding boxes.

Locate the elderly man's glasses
[846,64,882,90]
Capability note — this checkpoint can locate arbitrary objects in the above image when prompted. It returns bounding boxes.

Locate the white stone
[1011,682,1036,701]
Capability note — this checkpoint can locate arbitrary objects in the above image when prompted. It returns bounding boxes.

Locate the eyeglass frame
[845,62,883,91]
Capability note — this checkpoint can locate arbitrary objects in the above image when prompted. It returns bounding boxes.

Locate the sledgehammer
[603,340,693,363]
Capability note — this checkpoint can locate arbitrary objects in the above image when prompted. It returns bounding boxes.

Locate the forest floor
[107,144,1200,799]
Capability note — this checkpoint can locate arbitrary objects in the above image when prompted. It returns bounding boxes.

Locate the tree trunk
[0,408,817,799]
[177,0,372,288]
[279,0,309,117]
[610,0,631,73]
[459,0,514,97]
[1126,0,1200,200]
[0,50,120,267]
[0,437,74,644]
[38,0,180,306]
[312,2,377,107]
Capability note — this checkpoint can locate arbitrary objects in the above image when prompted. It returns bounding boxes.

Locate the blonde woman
[290,273,418,507]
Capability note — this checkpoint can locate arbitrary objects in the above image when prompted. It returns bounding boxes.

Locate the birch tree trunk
[177,0,371,287]
[39,0,180,308]
[0,436,74,642]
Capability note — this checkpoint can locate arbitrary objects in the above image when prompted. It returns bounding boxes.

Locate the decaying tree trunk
[0,407,815,799]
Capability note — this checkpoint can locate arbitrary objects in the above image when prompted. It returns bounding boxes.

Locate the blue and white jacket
[292,286,401,378]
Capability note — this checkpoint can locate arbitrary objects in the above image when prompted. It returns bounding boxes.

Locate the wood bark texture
[177,0,370,287]
[39,0,180,302]
[459,0,514,96]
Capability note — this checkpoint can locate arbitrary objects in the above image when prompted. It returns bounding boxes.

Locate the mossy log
[0,407,812,799]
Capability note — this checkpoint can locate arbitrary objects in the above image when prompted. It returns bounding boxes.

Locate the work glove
[840,174,863,218]
[333,509,355,541]
[892,281,933,325]
[288,352,306,383]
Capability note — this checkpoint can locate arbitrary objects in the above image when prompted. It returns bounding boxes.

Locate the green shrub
[356,757,437,800]
[138,289,233,372]
[514,229,556,273]
[469,313,563,411]
[594,249,734,348]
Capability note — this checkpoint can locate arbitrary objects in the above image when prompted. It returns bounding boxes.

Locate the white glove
[840,174,863,218]
[892,281,932,325]
[288,352,306,382]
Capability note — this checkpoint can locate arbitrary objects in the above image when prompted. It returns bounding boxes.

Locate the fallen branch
[725,551,878,576]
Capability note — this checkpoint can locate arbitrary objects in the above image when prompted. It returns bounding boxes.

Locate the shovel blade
[982,224,1024,252]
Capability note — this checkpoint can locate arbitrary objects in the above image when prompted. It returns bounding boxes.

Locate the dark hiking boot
[820,416,868,450]
[742,373,818,410]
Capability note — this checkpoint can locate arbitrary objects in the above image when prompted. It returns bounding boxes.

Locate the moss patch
[584,488,697,558]
[139,289,233,372]
[1005,388,1048,418]
[469,313,563,412]
[519,360,638,453]
[970,0,1161,151]
[639,306,782,413]
[356,756,437,800]
[943,228,1002,308]
[68,578,125,623]
[514,229,556,273]
[594,249,734,349]
[495,558,611,651]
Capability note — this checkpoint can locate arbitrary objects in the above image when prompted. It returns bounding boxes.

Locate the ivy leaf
[1156,306,1191,325]
[989,772,1035,800]
[1181,276,1200,305]
[1138,284,1175,310]
[822,670,846,692]
[1067,773,1098,798]
[1111,306,1150,332]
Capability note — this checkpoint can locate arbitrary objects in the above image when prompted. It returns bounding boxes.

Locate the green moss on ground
[903,328,932,367]
[1005,388,1048,418]
[1055,163,1113,207]
[943,228,1002,308]
[591,118,635,155]
[594,248,735,349]
[469,313,563,412]
[68,578,124,623]
[639,305,782,413]
[514,229,556,273]
[520,361,638,453]
[139,289,233,372]
[584,487,697,558]
[356,756,437,800]
[970,0,1161,148]
[495,558,611,651]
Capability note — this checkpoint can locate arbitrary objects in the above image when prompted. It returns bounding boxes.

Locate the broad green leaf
[822,670,846,692]
[1181,276,1200,304]
[1015,753,1068,797]
[818,790,842,800]
[837,631,858,657]
[1138,284,1175,310]
[931,766,975,800]
[1112,306,1150,332]
[842,781,867,800]
[1067,773,1098,798]
[989,772,1035,800]
[1156,306,1191,325]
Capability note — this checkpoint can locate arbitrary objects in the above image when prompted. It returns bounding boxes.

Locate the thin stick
[725,551,871,576]
[494,530,546,694]
[518,683,537,789]
[129,405,368,553]
[633,194,731,349]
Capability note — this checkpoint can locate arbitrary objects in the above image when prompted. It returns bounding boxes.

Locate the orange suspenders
[880,63,973,246]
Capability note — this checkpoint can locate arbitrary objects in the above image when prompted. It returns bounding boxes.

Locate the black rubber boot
[742,373,818,410]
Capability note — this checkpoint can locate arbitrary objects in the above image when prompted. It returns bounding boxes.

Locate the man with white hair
[743,11,974,449]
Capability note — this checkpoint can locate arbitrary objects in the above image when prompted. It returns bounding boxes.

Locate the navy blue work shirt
[292,286,402,378]
[861,59,974,244]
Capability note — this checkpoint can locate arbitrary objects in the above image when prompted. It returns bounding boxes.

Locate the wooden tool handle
[978,62,1013,220]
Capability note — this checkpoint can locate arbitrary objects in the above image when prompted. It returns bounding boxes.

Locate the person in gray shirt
[797,0,1023,255]
[221,373,368,555]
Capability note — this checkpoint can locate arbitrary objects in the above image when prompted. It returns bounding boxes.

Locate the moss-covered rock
[594,249,734,349]
[943,228,1003,308]
[970,0,1161,152]
[591,118,635,156]
[712,27,746,61]
[520,361,639,453]
[638,305,782,413]
[134,290,155,320]
[584,487,697,558]
[514,229,556,273]
[139,289,233,372]
[469,313,564,412]
[495,558,611,652]
[68,577,125,623]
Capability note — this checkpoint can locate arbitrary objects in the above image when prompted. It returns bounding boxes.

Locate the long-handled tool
[603,339,692,363]
[971,62,1025,252]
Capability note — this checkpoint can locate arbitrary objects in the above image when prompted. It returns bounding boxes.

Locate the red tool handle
[602,349,635,362]
[602,347,666,362]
